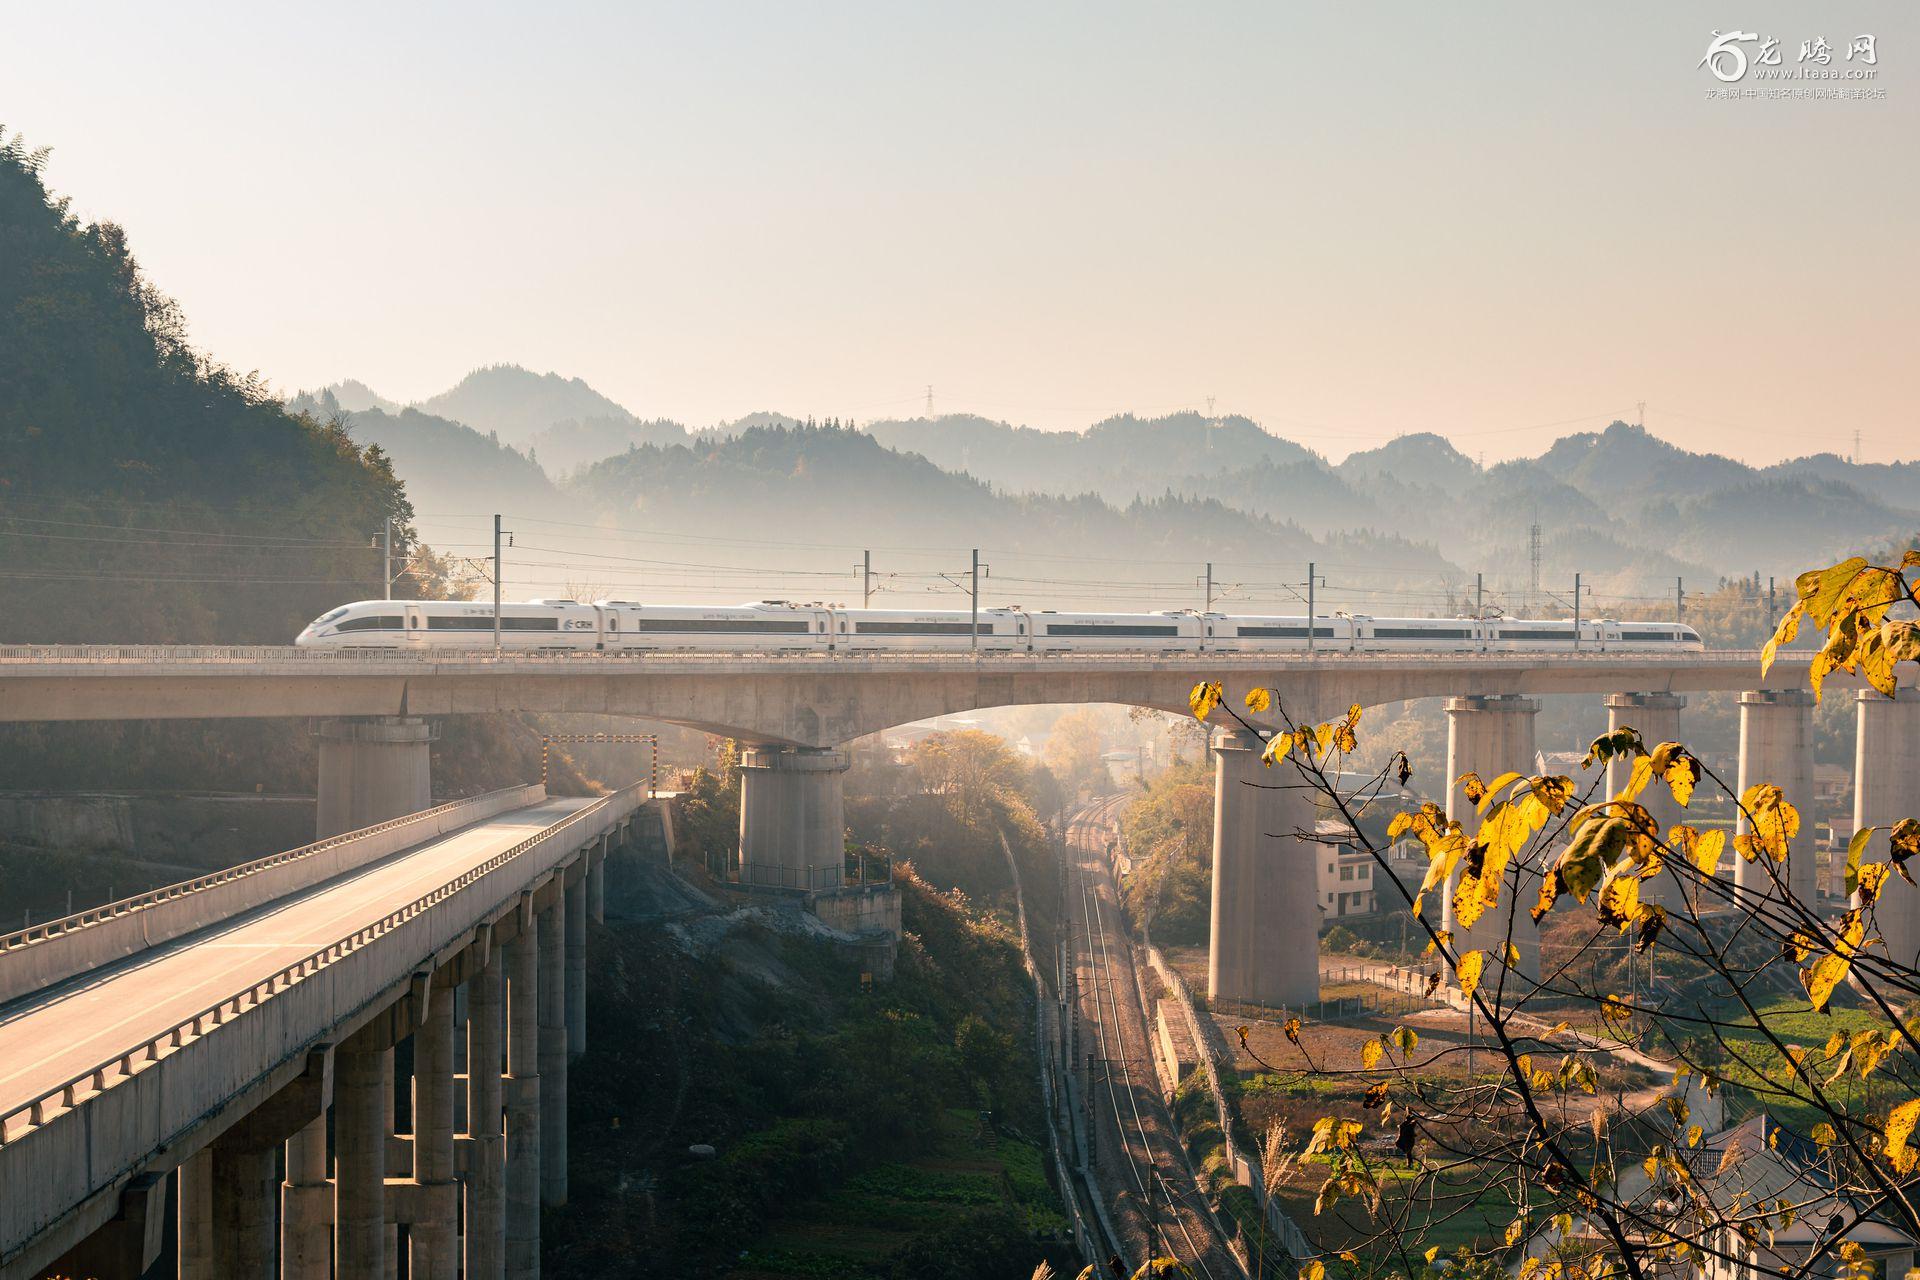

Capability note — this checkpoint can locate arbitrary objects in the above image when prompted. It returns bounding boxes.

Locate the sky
[9,2,1918,464]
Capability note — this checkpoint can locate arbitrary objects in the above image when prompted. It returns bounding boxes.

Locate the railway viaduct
[0,645,1915,1278]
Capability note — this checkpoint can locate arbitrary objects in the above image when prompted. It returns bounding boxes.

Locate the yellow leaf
[1459,771,1487,806]
[1687,1124,1703,1148]
[1597,873,1641,932]
[1260,732,1293,768]
[1801,951,1851,1013]
[1361,1038,1383,1071]
[1391,1025,1418,1055]
[1505,941,1521,968]
[1476,770,1525,814]
[1691,829,1726,878]
[1458,950,1485,999]
[1425,1246,1440,1265]
[1886,1098,1920,1174]
[1621,755,1656,804]
[1300,1262,1326,1280]
[1189,681,1223,721]
[1244,687,1272,713]
[1504,1218,1526,1247]
[1858,862,1892,904]
[1798,556,1870,628]
[1760,601,1803,677]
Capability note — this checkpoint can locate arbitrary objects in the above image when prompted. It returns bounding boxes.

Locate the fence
[1142,941,1314,1266]
[0,785,545,1006]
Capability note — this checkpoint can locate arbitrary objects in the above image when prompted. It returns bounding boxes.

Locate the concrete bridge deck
[0,797,591,1138]
[0,785,641,1280]
[0,644,1825,747]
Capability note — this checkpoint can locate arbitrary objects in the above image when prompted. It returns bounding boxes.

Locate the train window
[1042,623,1181,637]
[853,621,975,635]
[632,618,811,633]
[428,616,561,631]
[1372,627,1471,640]
[1238,625,1335,639]
[336,615,403,632]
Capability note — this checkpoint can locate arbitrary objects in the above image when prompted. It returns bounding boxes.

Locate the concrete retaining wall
[807,884,902,938]
[0,793,315,867]
[0,787,543,1007]
[0,786,642,1269]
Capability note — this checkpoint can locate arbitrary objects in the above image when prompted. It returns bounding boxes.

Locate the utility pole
[863,550,872,607]
[1204,562,1213,612]
[1306,561,1316,656]
[493,514,506,655]
[382,520,393,600]
[1527,516,1542,615]
[1573,572,1582,649]
[1476,573,1485,650]
[1768,576,1778,630]
[970,548,979,653]
[1677,576,1685,625]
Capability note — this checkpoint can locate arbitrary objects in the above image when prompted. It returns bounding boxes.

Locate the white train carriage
[836,607,1028,652]
[1028,610,1201,653]
[1354,615,1481,652]
[596,601,833,652]
[1203,613,1350,652]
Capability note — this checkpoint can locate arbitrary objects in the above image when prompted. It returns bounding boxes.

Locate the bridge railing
[0,785,545,1006]
[0,784,644,1156]
[0,644,1780,666]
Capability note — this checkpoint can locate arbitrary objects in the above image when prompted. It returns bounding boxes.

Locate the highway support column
[1855,688,1920,969]
[210,1136,279,1279]
[337,1026,389,1280]
[1443,695,1543,987]
[1207,728,1319,1009]
[1736,690,1817,909]
[412,972,460,1279]
[281,1117,332,1280]
[566,862,588,1059]
[588,837,608,923]
[468,937,508,1280]
[177,1149,215,1280]
[539,885,569,1206]
[505,902,542,1278]
[1604,693,1689,909]
[315,715,436,838]
[738,746,849,890]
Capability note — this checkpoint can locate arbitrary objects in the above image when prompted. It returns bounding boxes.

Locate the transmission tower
[1636,400,1646,428]
[1853,429,1862,464]
[925,385,934,418]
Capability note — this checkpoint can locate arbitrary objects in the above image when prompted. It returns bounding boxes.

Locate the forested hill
[0,132,415,644]
[566,423,1455,589]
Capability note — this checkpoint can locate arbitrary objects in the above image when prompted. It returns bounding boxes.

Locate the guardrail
[0,786,544,1006]
[0,785,642,1151]
[0,644,1784,667]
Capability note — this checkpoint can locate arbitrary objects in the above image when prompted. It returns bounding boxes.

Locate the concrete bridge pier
[538,884,569,1208]
[566,865,587,1060]
[739,746,849,890]
[1207,729,1319,1009]
[315,716,437,838]
[1443,695,1542,987]
[1604,693,1689,909]
[1855,688,1920,968]
[588,837,607,924]
[280,1117,331,1280]
[1735,690,1817,909]
[505,902,542,1278]
[209,1134,279,1279]
[411,975,460,1279]
[177,1149,214,1280]
[336,1026,389,1279]
[467,939,508,1280]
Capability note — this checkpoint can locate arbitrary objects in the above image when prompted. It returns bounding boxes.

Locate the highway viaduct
[0,644,1915,1278]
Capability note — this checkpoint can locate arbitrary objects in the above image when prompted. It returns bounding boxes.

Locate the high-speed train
[295,599,1704,654]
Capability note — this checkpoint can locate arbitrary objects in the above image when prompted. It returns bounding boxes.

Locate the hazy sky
[11,3,1917,463]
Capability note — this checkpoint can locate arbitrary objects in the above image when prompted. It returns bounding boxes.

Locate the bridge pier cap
[315,715,436,838]
[738,745,849,892]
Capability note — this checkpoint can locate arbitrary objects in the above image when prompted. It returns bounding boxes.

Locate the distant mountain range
[293,365,1919,605]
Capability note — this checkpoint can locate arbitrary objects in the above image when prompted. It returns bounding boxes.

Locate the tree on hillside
[0,128,437,643]
[1186,546,1920,1279]
[1045,709,1111,799]
[909,729,1035,827]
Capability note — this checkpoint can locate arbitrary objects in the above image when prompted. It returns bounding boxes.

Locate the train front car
[295,601,409,648]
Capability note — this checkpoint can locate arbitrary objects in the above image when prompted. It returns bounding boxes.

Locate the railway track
[1067,797,1245,1279]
